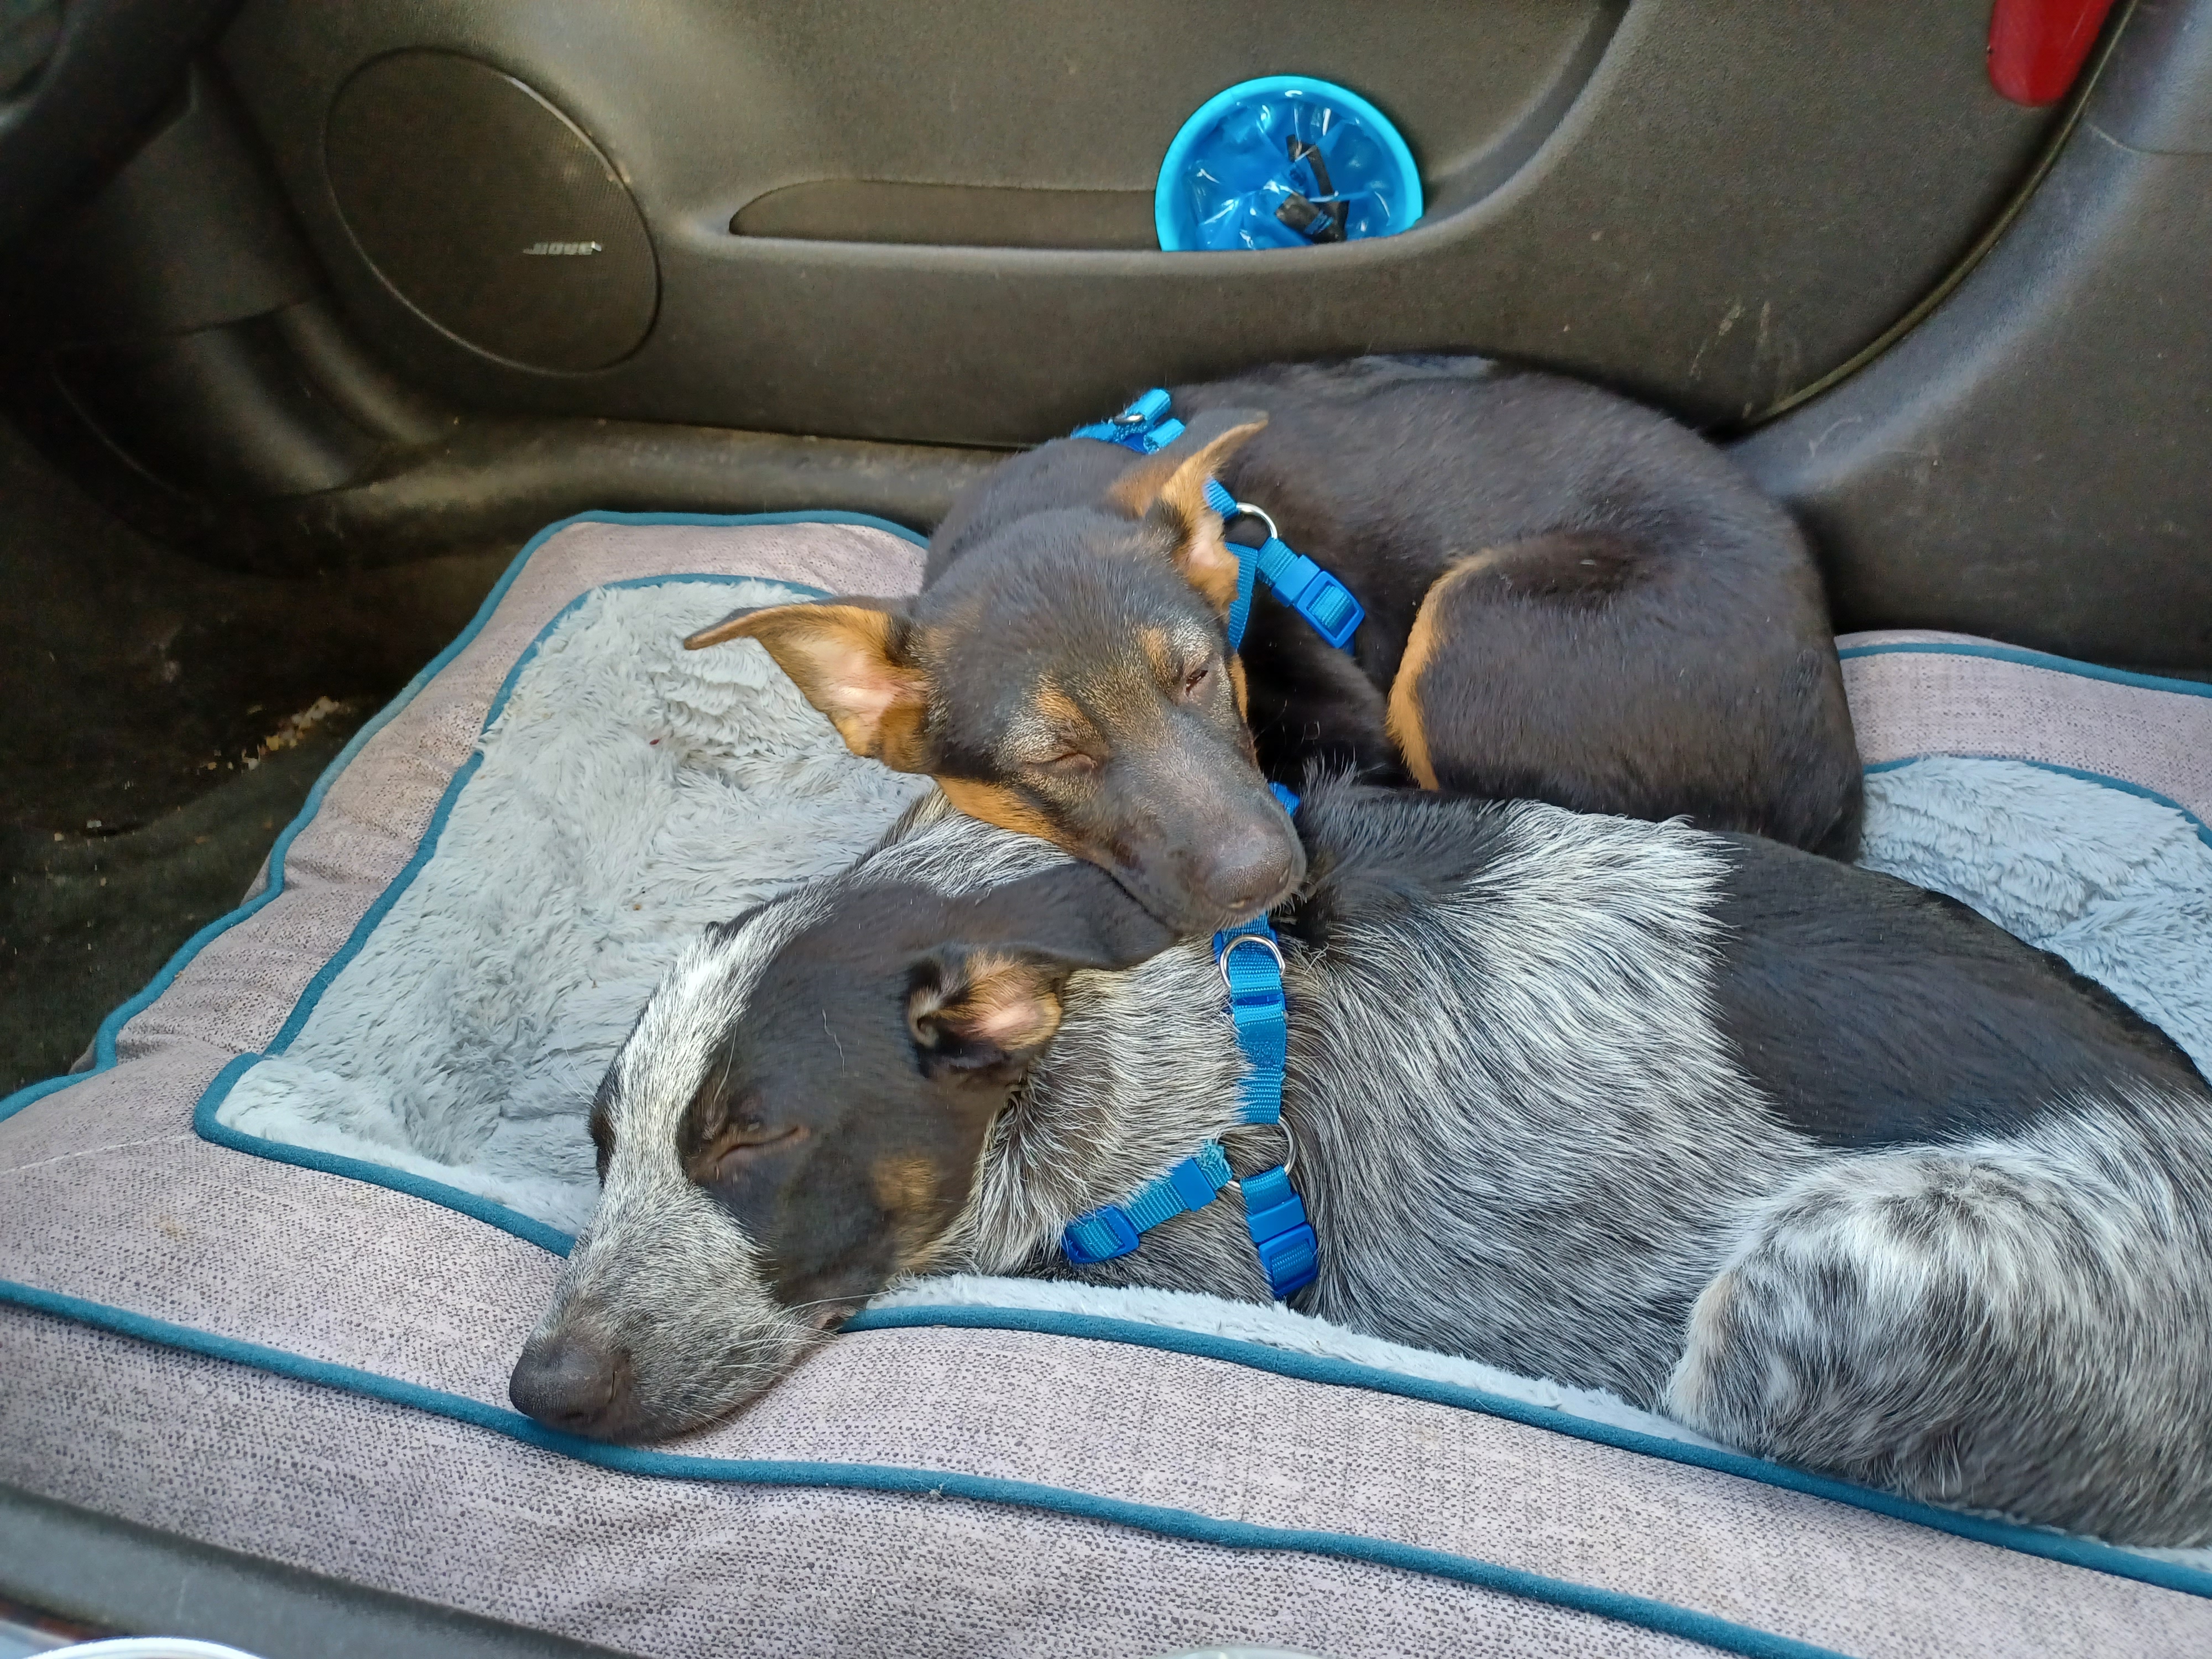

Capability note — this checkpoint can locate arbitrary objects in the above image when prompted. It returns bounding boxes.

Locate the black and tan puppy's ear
[683,599,931,770]
[902,862,1178,1083]
[1110,408,1269,618]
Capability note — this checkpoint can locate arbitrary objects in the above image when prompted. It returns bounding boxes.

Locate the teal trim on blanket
[1865,754,2212,851]
[190,1056,577,1257]
[1838,639,2212,699]
[0,1278,1849,1659]
[847,1303,2212,1603]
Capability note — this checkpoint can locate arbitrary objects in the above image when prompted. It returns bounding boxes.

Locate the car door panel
[217,0,2056,444]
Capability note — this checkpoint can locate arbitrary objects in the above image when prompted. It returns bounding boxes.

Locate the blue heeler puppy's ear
[682,597,930,770]
[905,948,1070,1082]
[900,862,1180,1083]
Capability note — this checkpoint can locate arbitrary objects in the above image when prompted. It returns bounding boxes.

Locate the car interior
[3,1,2209,1653]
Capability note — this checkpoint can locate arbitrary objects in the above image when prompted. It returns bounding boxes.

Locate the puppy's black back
[1177,356,1860,855]
[1288,778,2209,1151]
[1707,831,2208,1146]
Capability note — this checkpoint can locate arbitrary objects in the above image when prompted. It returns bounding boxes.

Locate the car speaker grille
[324,49,659,374]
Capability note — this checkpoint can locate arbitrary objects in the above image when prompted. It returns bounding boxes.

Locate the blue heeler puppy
[511,776,2212,1546]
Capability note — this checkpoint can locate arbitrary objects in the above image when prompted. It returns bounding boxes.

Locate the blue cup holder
[1155,75,1423,252]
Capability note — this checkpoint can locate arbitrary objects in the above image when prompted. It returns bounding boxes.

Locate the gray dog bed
[4,513,2212,1659]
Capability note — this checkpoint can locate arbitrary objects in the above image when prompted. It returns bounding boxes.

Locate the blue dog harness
[1059,392,1341,1301]
[1056,776,1322,1302]
[1071,389,1365,653]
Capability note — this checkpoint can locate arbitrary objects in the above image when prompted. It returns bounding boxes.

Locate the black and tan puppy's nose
[509,1328,629,1435]
[1199,820,1303,922]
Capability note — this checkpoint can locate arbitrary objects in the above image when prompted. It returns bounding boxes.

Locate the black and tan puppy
[686,356,1860,934]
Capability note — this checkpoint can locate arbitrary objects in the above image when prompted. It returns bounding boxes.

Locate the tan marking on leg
[1444,546,1506,581]
[1384,676,1438,791]
[1385,554,1495,791]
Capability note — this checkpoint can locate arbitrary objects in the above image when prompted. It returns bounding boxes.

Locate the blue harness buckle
[1072,388,1186,453]
[1061,1204,1142,1266]
[1267,552,1365,650]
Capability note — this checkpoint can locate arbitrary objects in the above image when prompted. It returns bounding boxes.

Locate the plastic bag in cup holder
[1154,75,1423,252]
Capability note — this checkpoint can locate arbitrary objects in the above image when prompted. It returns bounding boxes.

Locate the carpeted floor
[0,415,510,1092]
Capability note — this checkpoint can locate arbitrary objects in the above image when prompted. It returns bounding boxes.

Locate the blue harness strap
[1059,784,1320,1302]
[1061,1140,1235,1266]
[1060,390,1333,1298]
[1075,391,1364,653]
[1202,477,1362,651]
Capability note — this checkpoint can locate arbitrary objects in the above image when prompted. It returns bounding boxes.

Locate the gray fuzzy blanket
[217,589,2212,1238]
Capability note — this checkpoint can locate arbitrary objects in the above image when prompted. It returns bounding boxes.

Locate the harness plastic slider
[1062,1141,1236,1266]
[1061,1204,1140,1265]
[1254,539,1364,650]
[1240,1165,1320,1298]
[1071,389,1186,453]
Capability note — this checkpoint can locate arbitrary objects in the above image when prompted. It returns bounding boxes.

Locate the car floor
[0,415,510,1094]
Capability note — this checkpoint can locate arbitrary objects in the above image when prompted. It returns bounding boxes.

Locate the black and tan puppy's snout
[1186,810,1304,925]
[509,1323,635,1439]
[1112,770,1306,935]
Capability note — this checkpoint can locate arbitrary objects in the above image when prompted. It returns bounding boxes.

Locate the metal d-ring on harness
[1058,388,1363,1300]
[1056,787,1320,1301]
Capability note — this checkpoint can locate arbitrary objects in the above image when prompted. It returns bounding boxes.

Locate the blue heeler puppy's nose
[508,1327,629,1434]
